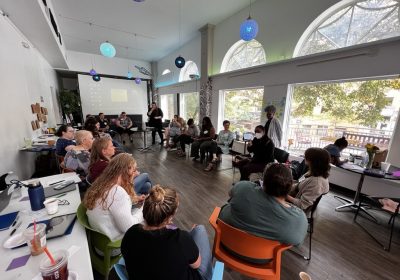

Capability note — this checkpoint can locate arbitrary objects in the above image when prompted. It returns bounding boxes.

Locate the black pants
[176,134,194,151]
[115,127,134,136]
[151,124,163,144]
[237,159,266,181]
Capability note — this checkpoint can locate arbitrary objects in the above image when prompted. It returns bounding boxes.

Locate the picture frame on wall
[35,120,40,129]
[31,121,37,130]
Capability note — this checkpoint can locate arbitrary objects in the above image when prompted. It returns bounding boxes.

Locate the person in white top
[83,153,146,241]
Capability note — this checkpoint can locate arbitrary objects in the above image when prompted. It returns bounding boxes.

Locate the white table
[0,173,93,280]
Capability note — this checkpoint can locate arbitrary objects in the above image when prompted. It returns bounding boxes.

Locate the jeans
[190,225,213,280]
[133,173,152,194]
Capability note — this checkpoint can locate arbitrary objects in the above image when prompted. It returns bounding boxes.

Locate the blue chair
[114,258,128,280]
[113,258,224,280]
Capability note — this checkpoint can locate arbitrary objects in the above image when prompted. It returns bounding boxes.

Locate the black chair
[291,193,326,261]
[274,147,289,163]
[354,195,400,251]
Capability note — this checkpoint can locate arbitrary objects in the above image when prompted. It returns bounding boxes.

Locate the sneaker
[204,163,215,172]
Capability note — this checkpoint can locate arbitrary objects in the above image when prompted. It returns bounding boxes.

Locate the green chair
[77,203,122,280]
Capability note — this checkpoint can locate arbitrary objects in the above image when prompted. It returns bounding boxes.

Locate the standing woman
[88,137,152,195]
[190,116,216,162]
[84,153,146,242]
[286,148,330,212]
[55,125,76,156]
[147,102,164,145]
[122,185,213,280]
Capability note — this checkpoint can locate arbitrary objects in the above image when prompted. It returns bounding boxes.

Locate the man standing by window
[264,105,282,148]
[147,102,164,145]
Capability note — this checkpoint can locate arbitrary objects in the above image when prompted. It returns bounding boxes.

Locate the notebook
[0,211,19,231]
[44,182,77,198]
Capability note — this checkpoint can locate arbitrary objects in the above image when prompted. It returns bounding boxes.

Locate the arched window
[179,61,199,82]
[162,69,171,75]
[294,0,400,57]
[220,40,266,73]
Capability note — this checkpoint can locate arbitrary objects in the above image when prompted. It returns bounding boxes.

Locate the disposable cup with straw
[23,220,46,256]
[40,249,69,280]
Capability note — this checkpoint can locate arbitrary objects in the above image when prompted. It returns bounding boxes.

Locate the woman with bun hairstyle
[122,185,213,280]
[84,153,146,241]
[324,136,348,166]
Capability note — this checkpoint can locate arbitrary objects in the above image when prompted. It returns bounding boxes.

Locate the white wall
[78,74,148,122]
[66,50,151,79]
[155,35,201,87]
[0,15,59,180]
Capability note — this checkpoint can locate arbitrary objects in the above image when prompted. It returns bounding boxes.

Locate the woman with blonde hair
[64,130,93,177]
[88,137,152,194]
[122,185,213,280]
[84,153,146,241]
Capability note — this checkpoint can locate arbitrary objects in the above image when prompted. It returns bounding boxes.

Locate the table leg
[138,129,154,152]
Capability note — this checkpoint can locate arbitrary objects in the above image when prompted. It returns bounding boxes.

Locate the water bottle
[28,181,45,211]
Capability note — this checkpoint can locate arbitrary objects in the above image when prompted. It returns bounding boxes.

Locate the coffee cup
[44,198,59,215]
[381,162,391,173]
[23,223,47,256]
[299,271,312,280]
[40,250,69,280]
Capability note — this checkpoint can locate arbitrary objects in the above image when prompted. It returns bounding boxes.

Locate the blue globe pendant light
[89,69,97,76]
[135,77,142,84]
[127,71,133,79]
[175,56,185,68]
[92,75,101,82]
[240,16,258,41]
[100,41,116,58]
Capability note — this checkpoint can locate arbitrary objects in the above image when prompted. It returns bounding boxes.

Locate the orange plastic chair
[209,207,292,280]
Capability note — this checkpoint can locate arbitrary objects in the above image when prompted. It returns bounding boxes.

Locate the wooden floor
[98,139,400,280]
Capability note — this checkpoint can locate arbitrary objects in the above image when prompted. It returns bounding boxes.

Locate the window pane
[179,92,199,124]
[223,88,264,133]
[160,94,176,121]
[286,78,400,156]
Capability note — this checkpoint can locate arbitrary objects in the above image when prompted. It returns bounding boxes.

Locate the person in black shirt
[97,113,109,132]
[121,185,213,280]
[147,102,164,145]
[237,125,275,180]
[190,116,216,162]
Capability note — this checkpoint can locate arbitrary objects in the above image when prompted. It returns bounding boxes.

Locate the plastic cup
[47,139,56,146]
[23,223,47,256]
[24,138,33,148]
[40,250,69,280]
[44,198,59,215]
[381,162,391,173]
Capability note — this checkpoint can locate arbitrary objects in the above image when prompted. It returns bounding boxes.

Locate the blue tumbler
[28,181,45,211]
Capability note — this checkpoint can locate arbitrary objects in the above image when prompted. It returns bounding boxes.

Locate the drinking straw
[44,247,56,265]
[32,220,37,251]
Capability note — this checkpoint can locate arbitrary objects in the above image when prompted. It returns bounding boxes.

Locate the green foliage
[59,90,81,115]
[182,93,199,123]
[292,79,396,127]
[224,88,263,132]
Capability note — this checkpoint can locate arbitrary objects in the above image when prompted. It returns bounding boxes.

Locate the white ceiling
[52,0,253,62]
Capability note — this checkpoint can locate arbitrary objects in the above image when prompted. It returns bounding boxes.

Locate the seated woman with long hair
[122,185,213,280]
[190,116,216,162]
[84,153,146,241]
[286,147,330,211]
[88,137,152,194]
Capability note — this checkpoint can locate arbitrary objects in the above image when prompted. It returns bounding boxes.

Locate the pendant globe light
[92,74,101,82]
[135,77,142,84]
[100,41,116,58]
[175,0,185,68]
[240,0,258,41]
[89,55,97,76]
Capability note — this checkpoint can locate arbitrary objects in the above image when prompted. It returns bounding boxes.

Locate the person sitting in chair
[116,112,134,144]
[64,130,93,178]
[204,120,235,172]
[219,163,307,246]
[122,185,213,280]
[89,137,152,195]
[84,153,146,242]
[165,114,185,149]
[286,148,330,212]
[98,113,110,133]
[324,137,348,166]
[173,118,199,157]
[55,125,75,157]
[236,125,275,181]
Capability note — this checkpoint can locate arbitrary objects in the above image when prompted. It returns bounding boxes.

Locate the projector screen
[78,74,148,120]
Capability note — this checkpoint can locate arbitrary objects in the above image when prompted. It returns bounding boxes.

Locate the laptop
[28,213,77,239]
